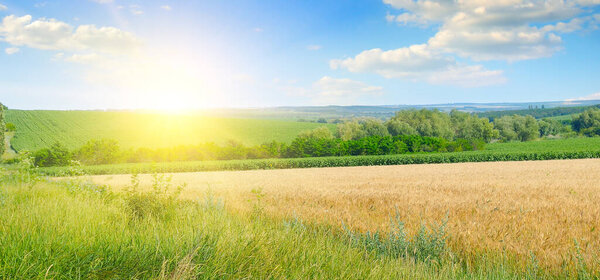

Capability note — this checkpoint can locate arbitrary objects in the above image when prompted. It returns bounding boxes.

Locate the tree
[0,103,4,156]
[538,119,564,137]
[494,115,539,141]
[572,108,600,136]
[450,110,497,142]
[298,126,334,140]
[360,118,390,137]
[387,109,454,139]
[75,139,121,165]
[386,119,418,136]
[33,143,72,167]
[336,121,365,141]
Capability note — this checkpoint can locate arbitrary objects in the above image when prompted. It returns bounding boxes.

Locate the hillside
[5,110,334,151]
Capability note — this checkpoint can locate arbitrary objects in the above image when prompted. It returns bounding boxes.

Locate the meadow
[89,158,600,276]
[5,110,334,151]
[2,165,540,279]
[38,137,600,176]
[2,159,597,279]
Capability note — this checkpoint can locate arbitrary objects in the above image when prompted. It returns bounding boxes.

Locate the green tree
[336,121,365,141]
[494,115,539,142]
[0,103,5,156]
[386,119,418,136]
[388,109,454,139]
[450,110,498,142]
[75,139,121,165]
[298,126,334,140]
[360,118,390,137]
[33,142,72,167]
[572,108,600,136]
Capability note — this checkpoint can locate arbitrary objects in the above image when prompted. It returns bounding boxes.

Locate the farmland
[5,110,334,151]
[89,158,600,275]
[39,137,600,176]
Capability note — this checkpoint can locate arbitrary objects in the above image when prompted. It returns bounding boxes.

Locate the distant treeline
[19,107,600,167]
[477,104,600,121]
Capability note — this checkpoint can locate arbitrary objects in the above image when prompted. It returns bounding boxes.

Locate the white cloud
[566,92,600,101]
[0,15,141,54]
[315,76,383,97]
[307,44,322,50]
[130,5,143,15]
[90,0,113,3]
[276,77,384,105]
[0,3,7,11]
[161,5,172,11]
[381,0,598,62]
[4,47,18,54]
[333,0,599,86]
[331,44,505,87]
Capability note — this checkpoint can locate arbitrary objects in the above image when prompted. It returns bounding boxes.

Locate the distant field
[5,110,334,151]
[91,158,600,273]
[39,137,600,176]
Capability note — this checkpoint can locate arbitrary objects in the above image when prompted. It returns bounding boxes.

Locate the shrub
[123,173,185,221]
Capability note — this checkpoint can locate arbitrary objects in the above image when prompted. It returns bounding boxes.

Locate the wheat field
[90,158,600,272]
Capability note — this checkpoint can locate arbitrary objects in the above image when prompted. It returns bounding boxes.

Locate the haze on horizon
[1,0,599,110]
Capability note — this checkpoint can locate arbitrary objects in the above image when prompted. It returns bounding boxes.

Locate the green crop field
[5,110,334,151]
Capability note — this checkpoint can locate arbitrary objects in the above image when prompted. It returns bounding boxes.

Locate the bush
[123,173,185,221]
[33,143,72,167]
[572,108,600,136]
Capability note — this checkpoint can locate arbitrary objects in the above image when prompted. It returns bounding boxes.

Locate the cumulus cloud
[0,15,141,54]
[383,0,598,61]
[161,5,172,11]
[331,44,505,87]
[0,3,7,11]
[4,47,18,54]
[90,0,113,3]
[333,0,599,87]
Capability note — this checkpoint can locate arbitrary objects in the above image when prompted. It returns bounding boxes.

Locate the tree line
[14,107,600,167]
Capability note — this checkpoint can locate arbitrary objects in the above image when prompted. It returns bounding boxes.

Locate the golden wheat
[90,158,600,271]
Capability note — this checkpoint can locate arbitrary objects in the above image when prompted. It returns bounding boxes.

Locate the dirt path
[2,132,17,159]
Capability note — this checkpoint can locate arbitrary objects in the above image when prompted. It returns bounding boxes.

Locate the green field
[5,110,334,151]
[38,137,600,176]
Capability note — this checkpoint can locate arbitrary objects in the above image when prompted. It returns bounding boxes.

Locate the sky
[0,0,600,110]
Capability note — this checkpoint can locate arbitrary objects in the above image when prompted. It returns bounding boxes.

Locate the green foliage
[360,118,390,137]
[337,121,366,140]
[572,108,600,136]
[74,139,121,165]
[33,142,72,167]
[478,104,600,121]
[344,215,448,263]
[494,115,540,141]
[123,173,185,221]
[0,103,5,156]
[450,110,498,142]
[37,137,600,176]
[387,109,454,139]
[4,122,15,132]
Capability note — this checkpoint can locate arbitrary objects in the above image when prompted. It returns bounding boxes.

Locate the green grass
[38,137,600,176]
[5,110,334,151]
[0,172,582,279]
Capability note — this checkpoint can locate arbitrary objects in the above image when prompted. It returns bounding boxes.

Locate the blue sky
[1,0,599,110]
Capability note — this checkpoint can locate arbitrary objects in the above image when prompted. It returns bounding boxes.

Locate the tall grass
[0,168,595,279]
